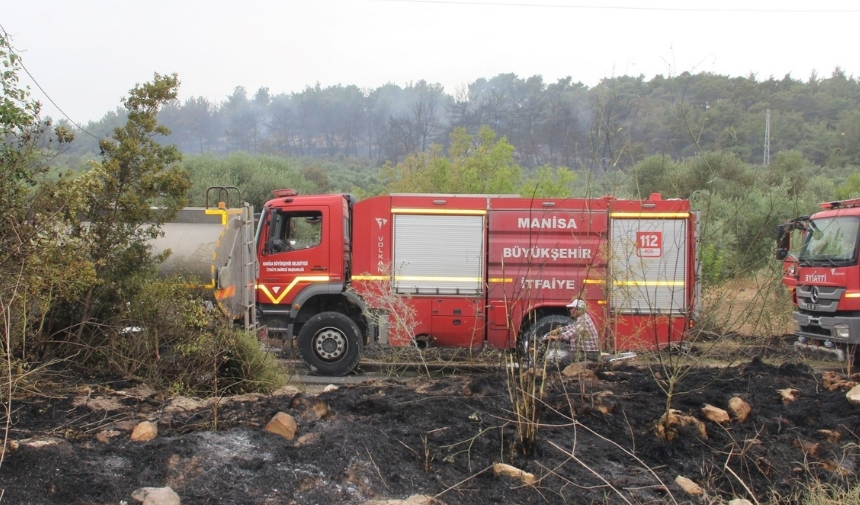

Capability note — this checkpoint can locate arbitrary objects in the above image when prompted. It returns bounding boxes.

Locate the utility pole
[763,109,771,166]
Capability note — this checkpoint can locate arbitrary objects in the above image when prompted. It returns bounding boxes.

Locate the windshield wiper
[802,255,841,267]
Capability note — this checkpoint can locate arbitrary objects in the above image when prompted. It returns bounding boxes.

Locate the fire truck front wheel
[298,312,363,376]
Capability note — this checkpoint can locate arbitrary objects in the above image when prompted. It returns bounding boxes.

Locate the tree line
[59,68,860,171]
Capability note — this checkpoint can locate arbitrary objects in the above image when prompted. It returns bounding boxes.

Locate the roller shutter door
[393,214,484,295]
[610,218,687,313]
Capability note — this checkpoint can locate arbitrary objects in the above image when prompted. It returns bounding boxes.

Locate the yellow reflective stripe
[488,277,513,283]
[583,279,605,284]
[613,280,685,286]
[391,208,487,216]
[257,275,331,304]
[610,212,690,219]
[351,275,389,281]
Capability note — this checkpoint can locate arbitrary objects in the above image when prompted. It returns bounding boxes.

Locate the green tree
[383,125,521,194]
[0,29,80,362]
[58,73,192,347]
[836,172,860,200]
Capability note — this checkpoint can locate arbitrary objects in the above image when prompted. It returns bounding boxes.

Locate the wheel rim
[313,327,348,361]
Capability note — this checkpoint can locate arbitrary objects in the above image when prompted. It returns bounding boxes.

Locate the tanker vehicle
[166,187,700,376]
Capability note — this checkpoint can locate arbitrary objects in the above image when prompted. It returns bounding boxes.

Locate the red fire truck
[777,198,860,361]
[156,188,699,375]
[244,190,699,375]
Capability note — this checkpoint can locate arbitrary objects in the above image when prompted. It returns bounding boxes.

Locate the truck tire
[298,312,363,376]
[520,314,572,366]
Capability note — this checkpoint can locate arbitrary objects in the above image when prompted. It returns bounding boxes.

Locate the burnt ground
[1,345,860,505]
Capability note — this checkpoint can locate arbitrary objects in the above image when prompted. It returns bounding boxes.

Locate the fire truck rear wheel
[298,312,363,376]
[520,315,572,364]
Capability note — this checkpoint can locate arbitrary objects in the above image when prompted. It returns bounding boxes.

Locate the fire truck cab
[777,198,860,361]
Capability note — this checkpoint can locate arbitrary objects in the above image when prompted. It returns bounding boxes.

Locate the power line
[18,60,100,140]
[1,23,100,140]
[370,0,860,13]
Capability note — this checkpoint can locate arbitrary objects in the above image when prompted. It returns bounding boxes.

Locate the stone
[130,421,158,442]
[675,475,703,495]
[131,486,181,505]
[846,385,860,406]
[728,499,754,505]
[728,397,751,422]
[295,432,319,447]
[656,409,707,441]
[291,396,330,421]
[493,462,535,485]
[561,362,597,380]
[777,388,800,404]
[264,412,297,440]
[701,404,730,424]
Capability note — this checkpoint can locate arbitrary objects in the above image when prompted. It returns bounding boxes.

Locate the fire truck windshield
[798,216,860,264]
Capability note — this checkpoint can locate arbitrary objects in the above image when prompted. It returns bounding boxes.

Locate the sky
[4,0,860,125]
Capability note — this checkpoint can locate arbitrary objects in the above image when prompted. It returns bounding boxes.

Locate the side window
[292,213,323,249]
[266,211,323,253]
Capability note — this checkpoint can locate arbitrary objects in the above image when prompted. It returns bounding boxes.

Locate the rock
[493,462,535,485]
[323,384,339,393]
[701,404,730,423]
[295,432,319,447]
[777,388,800,404]
[728,499,754,505]
[562,362,597,380]
[822,371,856,391]
[130,421,158,442]
[595,391,616,414]
[291,396,330,421]
[656,409,707,441]
[131,486,181,505]
[847,385,860,406]
[728,397,751,422]
[13,436,73,457]
[674,475,703,495]
[264,412,297,440]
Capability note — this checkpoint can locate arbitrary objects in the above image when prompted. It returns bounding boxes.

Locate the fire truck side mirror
[775,223,791,260]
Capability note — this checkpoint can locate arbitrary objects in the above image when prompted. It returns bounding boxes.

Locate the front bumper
[792,311,860,345]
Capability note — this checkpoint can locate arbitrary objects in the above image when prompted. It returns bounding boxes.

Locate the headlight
[833,324,850,339]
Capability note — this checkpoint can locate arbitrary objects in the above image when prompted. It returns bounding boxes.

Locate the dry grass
[699,272,795,338]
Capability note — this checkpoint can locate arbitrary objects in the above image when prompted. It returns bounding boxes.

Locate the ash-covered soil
[2,356,859,505]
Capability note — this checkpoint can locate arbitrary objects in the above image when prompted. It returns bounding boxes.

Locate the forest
[59,67,860,173]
